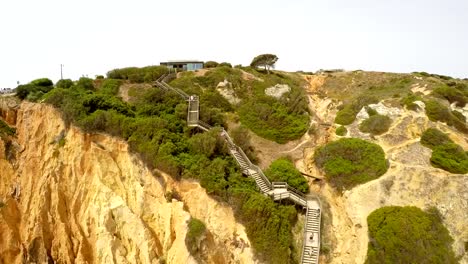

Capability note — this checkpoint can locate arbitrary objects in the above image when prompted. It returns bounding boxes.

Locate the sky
[0,0,467,87]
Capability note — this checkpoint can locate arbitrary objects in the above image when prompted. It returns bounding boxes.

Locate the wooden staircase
[154,74,321,264]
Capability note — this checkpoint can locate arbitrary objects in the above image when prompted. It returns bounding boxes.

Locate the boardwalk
[154,74,322,264]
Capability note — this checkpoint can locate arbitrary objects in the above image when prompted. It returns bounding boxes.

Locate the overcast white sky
[0,0,467,87]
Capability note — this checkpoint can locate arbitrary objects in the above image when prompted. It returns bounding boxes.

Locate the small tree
[250,54,278,74]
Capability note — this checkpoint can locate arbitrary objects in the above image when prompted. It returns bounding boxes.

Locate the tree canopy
[250,54,278,74]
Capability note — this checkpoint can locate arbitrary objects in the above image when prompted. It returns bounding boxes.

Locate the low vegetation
[106,65,167,83]
[420,128,468,174]
[432,83,468,107]
[25,66,300,263]
[314,138,388,191]
[366,206,457,264]
[335,95,379,125]
[400,93,423,111]
[15,78,54,101]
[424,99,468,133]
[0,119,15,137]
[264,158,309,193]
[335,126,347,136]
[420,128,453,149]
[185,218,206,254]
[359,114,392,135]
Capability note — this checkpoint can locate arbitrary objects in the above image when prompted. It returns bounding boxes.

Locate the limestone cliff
[0,102,254,264]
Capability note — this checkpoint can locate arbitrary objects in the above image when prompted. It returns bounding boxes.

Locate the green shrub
[335,106,356,125]
[365,106,378,116]
[431,143,468,174]
[433,84,467,107]
[425,99,468,133]
[232,190,297,264]
[366,206,457,264]
[204,61,218,68]
[359,114,392,135]
[265,158,309,193]
[452,110,466,123]
[314,138,388,191]
[420,128,453,149]
[335,95,379,125]
[335,126,347,136]
[107,66,168,83]
[218,62,232,68]
[400,93,423,111]
[0,119,15,136]
[15,78,54,100]
[231,126,257,163]
[98,79,122,96]
[76,77,94,90]
[185,218,206,254]
[239,96,309,143]
[31,78,53,87]
[56,79,74,89]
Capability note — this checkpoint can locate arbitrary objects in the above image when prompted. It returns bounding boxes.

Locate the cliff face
[0,102,254,264]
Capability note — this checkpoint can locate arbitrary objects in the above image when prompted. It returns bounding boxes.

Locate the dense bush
[185,218,206,254]
[231,126,257,163]
[420,128,453,149]
[314,138,388,191]
[218,62,232,68]
[359,114,392,135]
[335,126,347,136]
[31,78,53,87]
[98,79,122,96]
[420,128,468,174]
[239,96,309,143]
[335,95,379,125]
[15,78,54,100]
[433,84,467,107]
[425,99,468,133]
[400,93,423,111]
[56,79,74,89]
[76,77,94,90]
[204,61,218,68]
[366,206,457,264]
[232,190,297,263]
[264,158,309,193]
[431,143,468,174]
[107,66,168,83]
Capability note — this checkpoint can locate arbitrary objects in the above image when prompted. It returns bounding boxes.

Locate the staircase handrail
[272,182,306,198]
[250,164,272,188]
[160,81,189,99]
[197,120,213,130]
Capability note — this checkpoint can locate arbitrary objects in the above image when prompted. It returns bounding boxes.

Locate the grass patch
[358,114,392,135]
[366,206,457,264]
[264,158,309,193]
[314,138,388,191]
[335,126,347,136]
